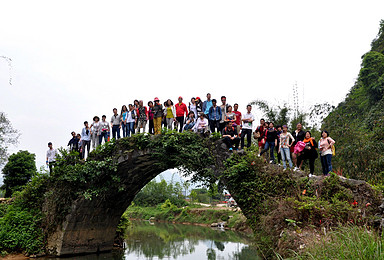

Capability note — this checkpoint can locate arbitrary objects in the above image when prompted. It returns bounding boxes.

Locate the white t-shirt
[126,110,137,123]
[47,148,57,162]
[242,112,254,130]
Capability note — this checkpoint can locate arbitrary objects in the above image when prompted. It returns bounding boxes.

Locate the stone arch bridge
[46,132,233,256]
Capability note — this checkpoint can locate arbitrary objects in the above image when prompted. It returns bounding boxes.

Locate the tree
[1,150,36,197]
[0,112,19,166]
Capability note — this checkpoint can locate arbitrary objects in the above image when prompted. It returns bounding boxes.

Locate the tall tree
[0,112,19,166]
[1,150,36,197]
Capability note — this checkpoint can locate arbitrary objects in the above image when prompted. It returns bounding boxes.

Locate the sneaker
[269,160,273,164]
[258,154,261,157]
[308,174,312,177]
[229,147,233,151]
[293,167,299,172]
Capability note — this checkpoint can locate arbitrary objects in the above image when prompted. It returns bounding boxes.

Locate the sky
[1,1,384,183]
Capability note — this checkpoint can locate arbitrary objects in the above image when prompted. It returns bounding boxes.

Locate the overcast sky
[1,1,384,182]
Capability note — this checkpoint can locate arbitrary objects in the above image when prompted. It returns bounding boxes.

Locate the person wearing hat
[152,97,163,135]
[195,97,203,117]
[175,96,188,132]
[46,142,58,174]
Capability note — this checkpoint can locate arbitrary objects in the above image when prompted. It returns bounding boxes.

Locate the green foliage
[133,180,187,207]
[296,226,384,259]
[0,174,48,254]
[321,20,384,184]
[1,150,37,198]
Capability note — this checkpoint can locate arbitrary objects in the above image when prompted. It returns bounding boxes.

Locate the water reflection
[123,220,261,260]
[41,221,261,260]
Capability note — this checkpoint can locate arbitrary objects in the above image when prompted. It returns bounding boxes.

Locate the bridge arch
[45,132,231,256]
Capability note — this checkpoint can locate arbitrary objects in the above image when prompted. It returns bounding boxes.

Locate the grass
[282,226,384,260]
[124,202,248,230]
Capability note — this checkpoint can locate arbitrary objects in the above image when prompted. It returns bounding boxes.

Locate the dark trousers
[112,125,120,139]
[48,161,55,174]
[99,132,108,145]
[82,140,91,159]
[298,155,316,174]
[209,120,220,133]
[260,141,276,161]
[219,122,226,133]
[148,119,154,134]
[223,137,240,149]
[176,116,184,132]
[275,145,281,163]
[241,129,252,149]
[320,154,333,175]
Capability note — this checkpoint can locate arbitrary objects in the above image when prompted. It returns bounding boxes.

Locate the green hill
[322,20,384,184]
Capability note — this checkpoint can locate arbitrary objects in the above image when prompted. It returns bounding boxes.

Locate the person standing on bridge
[278,125,294,169]
[233,103,242,135]
[202,93,213,118]
[152,97,163,135]
[208,99,222,133]
[110,108,121,140]
[126,104,137,137]
[136,100,148,133]
[121,105,129,138]
[90,116,101,149]
[240,105,254,149]
[81,121,91,159]
[165,99,176,130]
[219,96,230,133]
[319,130,335,176]
[291,123,305,170]
[148,101,154,134]
[46,142,57,173]
[175,96,188,132]
[99,115,110,145]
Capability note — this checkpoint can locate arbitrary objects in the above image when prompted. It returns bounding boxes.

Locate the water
[47,220,261,260]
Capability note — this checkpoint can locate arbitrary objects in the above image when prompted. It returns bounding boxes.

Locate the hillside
[322,20,384,184]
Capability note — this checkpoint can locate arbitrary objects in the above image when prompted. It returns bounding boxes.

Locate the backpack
[327,138,336,156]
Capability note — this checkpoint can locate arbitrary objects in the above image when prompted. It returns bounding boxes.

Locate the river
[44,220,262,260]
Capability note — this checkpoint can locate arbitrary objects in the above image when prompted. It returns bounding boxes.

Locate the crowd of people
[47,93,336,177]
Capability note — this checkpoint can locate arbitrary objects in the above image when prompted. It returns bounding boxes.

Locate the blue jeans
[320,154,333,175]
[122,123,129,137]
[99,131,108,144]
[112,125,120,140]
[280,147,293,169]
[126,122,135,136]
[260,141,275,161]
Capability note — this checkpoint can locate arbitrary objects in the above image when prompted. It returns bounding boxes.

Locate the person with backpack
[319,130,335,176]
[297,131,318,176]
[278,125,294,169]
[222,121,240,151]
[259,122,278,163]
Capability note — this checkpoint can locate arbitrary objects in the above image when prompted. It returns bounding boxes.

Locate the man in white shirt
[241,105,254,149]
[46,142,57,174]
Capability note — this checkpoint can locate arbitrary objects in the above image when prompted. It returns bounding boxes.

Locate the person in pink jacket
[319,130,335,176]
[175,96,188,132]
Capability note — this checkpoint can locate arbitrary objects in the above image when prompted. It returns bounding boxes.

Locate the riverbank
[123,201,250,232]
